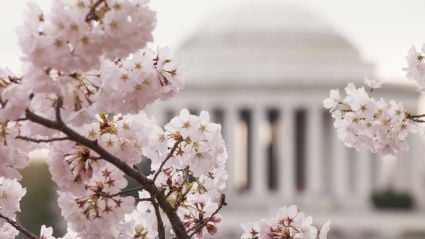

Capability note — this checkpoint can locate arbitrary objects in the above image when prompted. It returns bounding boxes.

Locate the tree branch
[0,213,37,239]
[151,198,166,239]
[15,135,68,143]
[24,100,189,239]
[153,138,183,181]
[108,185,145,197]
[187,194,226,238]
[410,118,425,123]
[136,197,151,202]
[408,113,425,119]
[14,117,28,122]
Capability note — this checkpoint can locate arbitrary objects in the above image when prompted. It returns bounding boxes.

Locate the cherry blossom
[93,49,184,116]
[57,165,135,238]
[160,109,227,176]
[0,122,32,180]
[324,82,418,155]
[404,45,425,90]
[117,191,158,239]
[0,177,26,218]
[364,77,382,89]
[240,205,330,239]
[0,224,19,239]
[39,225,55,239]
[178,194,223,239]
[0,177,26,239]
[17,0,155,72]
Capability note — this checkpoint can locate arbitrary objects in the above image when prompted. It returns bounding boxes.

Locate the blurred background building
[150,1,425,239]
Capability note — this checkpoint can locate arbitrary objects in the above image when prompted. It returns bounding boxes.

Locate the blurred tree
[17,161,64,238]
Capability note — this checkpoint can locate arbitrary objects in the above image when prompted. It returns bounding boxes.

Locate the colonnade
[150,100,425,209]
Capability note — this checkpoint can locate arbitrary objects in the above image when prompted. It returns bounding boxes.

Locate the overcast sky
[1,0,425,82]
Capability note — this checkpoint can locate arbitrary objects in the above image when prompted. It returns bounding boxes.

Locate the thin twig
[153,138,183,181]
[16,135,68,143]
[408,113,425,119]
[136,197,152,202]
[54,96,63,123]
[14,117,28,122]
[86,0,107,22]
[0,212,37,239]
[151,198,166,239]
[410,118,425,123]
[187,194,226,238]
[108,185,145,197]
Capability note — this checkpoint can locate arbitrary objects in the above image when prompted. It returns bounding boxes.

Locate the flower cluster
[94,47,184,114]
[42,109,228,238]
[178,194,223,239]
[404,45,425,90]
[0,178,26,238]
[57,165,135,238]
[48,112,153,191]
[147,109,227,176]
[1,0,182,126]
[241,205,330,239]
[44,113,154,238]
[0,46,184,127]
[18,0,155,72]
[323,81,418,155]
[117,191,158,239]
[144,109,228,237]
[0,121,33,179]
[0,69,30,123]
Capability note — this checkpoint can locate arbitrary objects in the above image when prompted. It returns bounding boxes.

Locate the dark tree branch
[408,113,425,119]
[14,117,28,122]
[153,138,183,181]
[16,135,68,143]
[24,98,189,239]
[0,212,37,239]
[151,198,166,239]
[410,118,425,123]
[108,185,145,197]
[136,197,152,202]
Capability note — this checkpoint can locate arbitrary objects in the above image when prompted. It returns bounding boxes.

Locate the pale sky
[1,0,425,82]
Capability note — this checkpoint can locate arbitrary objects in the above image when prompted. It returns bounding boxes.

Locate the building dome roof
[176,1,373,89]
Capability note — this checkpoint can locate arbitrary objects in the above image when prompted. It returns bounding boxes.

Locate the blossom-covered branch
[25,100,189,239]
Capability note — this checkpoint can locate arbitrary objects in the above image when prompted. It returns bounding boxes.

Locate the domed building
[151,1,425,238]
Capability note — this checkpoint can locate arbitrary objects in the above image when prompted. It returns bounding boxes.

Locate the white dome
[198,2,335,37]
[177,1,373,89]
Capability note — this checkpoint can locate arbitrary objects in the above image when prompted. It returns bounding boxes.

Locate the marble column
[410,135,425,208]
[307,106,323,196]
[355,150,371,208]
[279,106,296,201]
[224,106,238,198]
[332,131,349,204]
[251,106,268,197]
